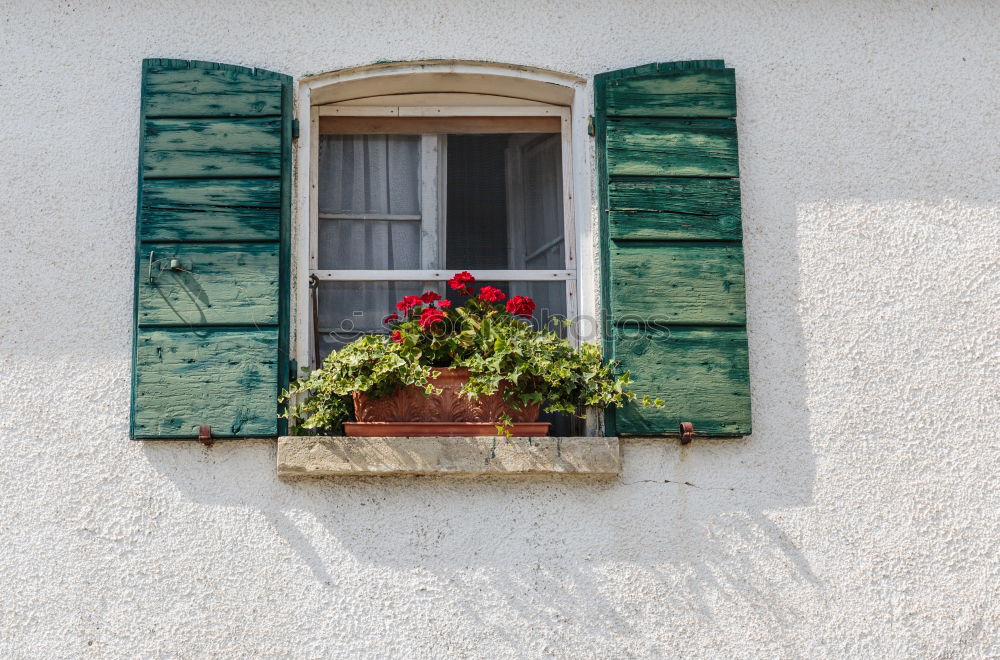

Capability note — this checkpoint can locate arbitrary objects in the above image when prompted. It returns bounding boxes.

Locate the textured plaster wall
[1,1,998,657]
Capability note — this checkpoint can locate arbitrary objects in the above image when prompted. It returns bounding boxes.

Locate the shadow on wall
[139,186,817,641]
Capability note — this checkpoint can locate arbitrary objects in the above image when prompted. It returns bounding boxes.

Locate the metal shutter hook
[679,422,694,444]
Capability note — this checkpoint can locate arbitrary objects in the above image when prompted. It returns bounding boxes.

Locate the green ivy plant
[280,272,662,434]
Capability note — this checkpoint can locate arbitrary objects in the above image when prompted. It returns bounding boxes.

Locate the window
[129,58,750,442]
[288,61,749,442]
[308,100,576,360]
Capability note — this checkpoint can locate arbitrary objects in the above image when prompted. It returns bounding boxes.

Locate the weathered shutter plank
[143,63,284,117]
[611,242,746,324]
[134,329,278,438]
[143,118,283,178]
[614,327,750,436]
[609,211,743,241]
[608,177,742,241]
[142,178,281,209]
[142,66,285,94]
[140,208,280,242]
[596,60,751,437]
[144,89,283,118]
[608,177,740,212]
[606,118,739,177]
[143,151,282,178]
[144,118,282,152]
[604,68,736,118]
[137,243,280,325]
[131,59,291,440]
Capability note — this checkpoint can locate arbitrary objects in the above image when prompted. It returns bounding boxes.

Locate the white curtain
[507,134,566,329]
[317,136,422,352]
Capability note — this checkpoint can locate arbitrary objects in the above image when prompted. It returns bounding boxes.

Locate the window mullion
[318,213,421,221]
[419,135,439,269]
[310,269,576,281]
[419,134,441,297]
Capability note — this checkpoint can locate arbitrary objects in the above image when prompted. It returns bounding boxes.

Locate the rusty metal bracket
[679,422,695,444]
[198,425,214,447]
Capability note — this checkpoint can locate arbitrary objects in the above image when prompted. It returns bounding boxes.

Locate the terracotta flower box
[343,367,550,437]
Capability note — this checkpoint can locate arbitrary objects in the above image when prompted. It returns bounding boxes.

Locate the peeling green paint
[131,59,291,440]
[595,61,751,437]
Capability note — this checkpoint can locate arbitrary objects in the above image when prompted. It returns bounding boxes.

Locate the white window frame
[306,102,577,355]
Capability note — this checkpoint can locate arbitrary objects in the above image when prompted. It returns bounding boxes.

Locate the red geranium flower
[396,295,424,312]
[418,307,446,329]
[505,295,536,317]
[383,313,399,324]
[478,286,506,303]
[420,291,441,303]
[390,331,403,343]
[448,271,475,293]
[437,299,453,309]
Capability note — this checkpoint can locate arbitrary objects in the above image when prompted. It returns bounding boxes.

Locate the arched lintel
[301,60,584,106]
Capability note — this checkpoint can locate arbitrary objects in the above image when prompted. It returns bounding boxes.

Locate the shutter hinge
[291,119,300,139]
[198,424,214,447]
[289,358,298,381]
[587,115,595,137]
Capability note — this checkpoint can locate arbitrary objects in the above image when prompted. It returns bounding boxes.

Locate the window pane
[316,281,424,358]
[317,135,420,215]
[446,135,510,269]
[446,133,564,271]
[317,219,420,270]
[508,280,567,331]
[520,135,565,269]
[318,281,567,357]
[317,134,422,271]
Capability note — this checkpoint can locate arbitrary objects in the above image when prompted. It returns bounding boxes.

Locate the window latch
[147,251,189,284]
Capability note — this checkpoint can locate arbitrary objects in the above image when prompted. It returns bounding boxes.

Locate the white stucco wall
[2,1,998,657]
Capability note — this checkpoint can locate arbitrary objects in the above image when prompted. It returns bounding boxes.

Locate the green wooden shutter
[131,59,292,439]
[595,60,751,437]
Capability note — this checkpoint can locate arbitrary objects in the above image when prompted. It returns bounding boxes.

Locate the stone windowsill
[277,436,620,477]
